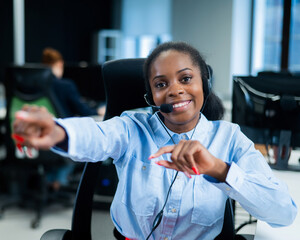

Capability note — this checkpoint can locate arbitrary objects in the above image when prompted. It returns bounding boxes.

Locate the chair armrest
[40,229,71,240]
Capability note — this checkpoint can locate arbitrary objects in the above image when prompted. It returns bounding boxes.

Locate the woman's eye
[182,76,191,83]
[155,82,166,88]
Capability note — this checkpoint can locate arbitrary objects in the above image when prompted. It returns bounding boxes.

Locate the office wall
[121,0,171,36]
[120,0,171,58]
[0,0,114,64]
[24,0,113,63]
[172,0,251,100]
[0,0,13,66]
[0,0,13,82]
[0,0,252,98]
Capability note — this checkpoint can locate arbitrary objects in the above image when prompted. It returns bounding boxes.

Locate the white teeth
[173,101,189,108]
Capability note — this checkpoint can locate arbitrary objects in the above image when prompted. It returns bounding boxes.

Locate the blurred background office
[1,0,299,108]
[0,0,300,239]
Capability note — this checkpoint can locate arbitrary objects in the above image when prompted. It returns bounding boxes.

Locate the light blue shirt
[54,111,297,240]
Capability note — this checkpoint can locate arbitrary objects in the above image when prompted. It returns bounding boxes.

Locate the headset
[144,63,212,111]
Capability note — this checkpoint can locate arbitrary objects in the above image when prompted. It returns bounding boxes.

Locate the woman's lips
[172,100,191,110]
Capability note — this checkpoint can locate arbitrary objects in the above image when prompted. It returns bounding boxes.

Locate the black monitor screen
[63,63,106,103]
[232,73,300,148]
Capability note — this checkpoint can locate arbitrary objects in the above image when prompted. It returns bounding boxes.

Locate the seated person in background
[42,47,106,117]
[13,42,296,239]
[42,47,105,190]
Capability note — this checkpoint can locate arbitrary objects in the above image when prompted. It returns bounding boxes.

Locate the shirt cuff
[225,162,245,191]
[51,118,70,155]
[204,162,245,196]
[54,122,69,151]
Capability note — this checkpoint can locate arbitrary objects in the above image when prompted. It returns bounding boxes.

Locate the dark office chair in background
[0,64,76,228]
[40,58,254,240]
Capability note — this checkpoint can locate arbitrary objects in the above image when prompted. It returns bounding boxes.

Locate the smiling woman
[143,42,225,126]
[11,41,297,240]
[148,50,204,133]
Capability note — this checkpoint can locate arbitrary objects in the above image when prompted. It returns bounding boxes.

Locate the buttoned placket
[160,134,189,239]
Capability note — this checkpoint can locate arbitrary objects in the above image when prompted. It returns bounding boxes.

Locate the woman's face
[149,50,204,133]
[51,60,64,79]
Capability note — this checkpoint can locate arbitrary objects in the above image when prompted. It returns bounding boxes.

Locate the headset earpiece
[144,93,151,106]
[204,64,212,98]
[200,64,213,113]
[144,92,155,106]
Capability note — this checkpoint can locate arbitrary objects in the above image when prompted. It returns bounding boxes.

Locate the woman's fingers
[12,106,56,149]
[155,160,193,178]
[13,113,42,140]
[170,140,194,174]
[15,108,54,132]
[179,141,201,175]
[150,140,204,176]
[148,145,175,159]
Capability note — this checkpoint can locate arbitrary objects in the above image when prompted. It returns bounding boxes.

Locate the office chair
[0,64,75,228]
[40,58,254,240]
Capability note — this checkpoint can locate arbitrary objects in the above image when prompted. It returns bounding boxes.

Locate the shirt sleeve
[205,128,297,228]
[51,116,131,162]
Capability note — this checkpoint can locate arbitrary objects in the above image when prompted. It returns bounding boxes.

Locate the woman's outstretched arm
[12,105,66,150]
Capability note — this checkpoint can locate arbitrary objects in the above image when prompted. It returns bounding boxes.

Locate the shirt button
[182,134,189,140]
[171,208,177,213]
[226,187,230,191]
[142,166,146,170]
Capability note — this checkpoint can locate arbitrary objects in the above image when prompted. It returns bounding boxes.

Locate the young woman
[13,42,296,240]
[41,47,106,117]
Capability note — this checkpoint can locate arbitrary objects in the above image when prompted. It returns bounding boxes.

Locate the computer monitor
[63,63,106,104]
[232,72,300,171]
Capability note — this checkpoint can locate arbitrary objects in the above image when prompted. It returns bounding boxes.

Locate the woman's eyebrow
[177,67,192,74]
[152,75,165,81]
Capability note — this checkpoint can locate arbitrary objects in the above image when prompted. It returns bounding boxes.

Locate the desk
[254,168,300,239]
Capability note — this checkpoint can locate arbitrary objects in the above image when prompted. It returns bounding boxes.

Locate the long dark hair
[143,41,224,120]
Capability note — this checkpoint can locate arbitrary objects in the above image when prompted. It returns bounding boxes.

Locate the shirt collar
[149,112,212,147]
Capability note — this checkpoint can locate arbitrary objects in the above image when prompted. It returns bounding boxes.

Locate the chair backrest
[102,58,147,120]
[215,198,236,240]
[4,64,67,161]
[5,64,67,116]
[69,58,148,240]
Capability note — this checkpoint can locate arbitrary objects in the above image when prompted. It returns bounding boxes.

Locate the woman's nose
[168,82,184,96]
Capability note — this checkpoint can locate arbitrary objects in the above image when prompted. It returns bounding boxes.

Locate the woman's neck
[158,112,201,134]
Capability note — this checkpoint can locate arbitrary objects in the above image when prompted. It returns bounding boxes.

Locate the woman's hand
[12,105,66,150]
[149,140,229,182]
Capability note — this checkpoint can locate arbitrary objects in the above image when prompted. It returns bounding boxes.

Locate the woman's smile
[171,100,192,112]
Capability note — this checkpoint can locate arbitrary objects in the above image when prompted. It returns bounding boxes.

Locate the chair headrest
[6,64,54,101]
[102,58,148,120]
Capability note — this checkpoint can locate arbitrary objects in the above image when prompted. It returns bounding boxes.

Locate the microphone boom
[144,94,173,113]
[159,104,173,113]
